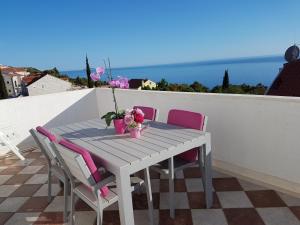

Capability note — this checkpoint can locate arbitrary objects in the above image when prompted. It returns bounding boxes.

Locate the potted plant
[90,59,129,134]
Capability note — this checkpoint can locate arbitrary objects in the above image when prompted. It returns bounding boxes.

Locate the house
[22,74,72,96]
[1,67,30,97]
[266,59,300,96]
[129,79,157,90]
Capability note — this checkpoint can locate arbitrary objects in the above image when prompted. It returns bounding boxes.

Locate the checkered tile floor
[1,148,300,225]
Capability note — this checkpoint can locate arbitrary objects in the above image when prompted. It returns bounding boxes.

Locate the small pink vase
[129,128,141,138]
[113,119,126,134]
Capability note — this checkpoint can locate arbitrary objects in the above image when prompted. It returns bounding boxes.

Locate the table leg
[144,168,154,225]
[168,157,175,218]
[116,170,135,225]
[203,144,213,208]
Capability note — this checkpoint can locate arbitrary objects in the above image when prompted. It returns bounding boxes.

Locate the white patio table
[51,118,213,225]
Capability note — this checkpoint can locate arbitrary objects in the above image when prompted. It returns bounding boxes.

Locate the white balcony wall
[0,88,299,195]
[96,88,300,194]
[0,89,98,154]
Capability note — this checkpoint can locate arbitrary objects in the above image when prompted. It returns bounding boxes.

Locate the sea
[62,56,285,88]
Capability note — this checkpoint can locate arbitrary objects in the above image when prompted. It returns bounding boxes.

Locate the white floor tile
[25,174,48,184]
[44,196,66,212]
[19,166,43,174]
[257,207,300,225]
[185,178,204,192]
[11,159,34,167]
[0,185,20,197]
[192,209,228,225]
[0,197,29,212]
[277,192,300,207]
[0,175,13,185]
[160,192,190,209]
[134,209,159,225]
[217,191,253,208]
[34,183,61,197]
[74,211,96,225]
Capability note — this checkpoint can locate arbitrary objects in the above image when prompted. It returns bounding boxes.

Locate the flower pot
[129,128,141,138]
[113,119,126,134]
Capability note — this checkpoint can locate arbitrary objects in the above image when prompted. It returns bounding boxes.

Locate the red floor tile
[160,179,187,192]
[0,166,26,175]
[213,178,243,191]
[0,212,14,225]
[4,174,33,185]
[132,193,160,209]
[290,206,300,221]
[246,190,286,207]
[10,184,42,197]
[187,192,221,209]
[159,209,193,225]
[223,208,265,225]
[18,196,50,212]
[183,167,202,178]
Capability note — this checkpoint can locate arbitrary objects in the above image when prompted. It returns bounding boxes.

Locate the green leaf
[101,112,116,126]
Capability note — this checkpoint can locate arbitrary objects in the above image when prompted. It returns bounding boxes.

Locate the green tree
[157,78,168,91]
[86,55,94,88]
[0,69,8,99]
[190,81,209,92]
[222,69,229,90]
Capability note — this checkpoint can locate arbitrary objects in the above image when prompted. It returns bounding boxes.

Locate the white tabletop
[51,118,210,174]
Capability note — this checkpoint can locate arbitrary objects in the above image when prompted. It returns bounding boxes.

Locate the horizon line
[62,54,284,72]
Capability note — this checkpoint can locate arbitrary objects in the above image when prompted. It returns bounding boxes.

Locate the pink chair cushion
[133,106,157,121]
[36,126,56,142]
[59,139,109,197]
[167,109,205,162]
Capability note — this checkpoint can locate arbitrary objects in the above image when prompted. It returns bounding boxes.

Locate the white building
[23,74,72,96]
[1,67,29,97]
[3,73,24,97]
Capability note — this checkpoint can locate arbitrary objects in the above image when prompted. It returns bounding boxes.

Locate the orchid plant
[90,58,129,127]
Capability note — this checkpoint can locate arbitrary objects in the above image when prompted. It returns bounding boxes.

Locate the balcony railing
[0,88,300,196]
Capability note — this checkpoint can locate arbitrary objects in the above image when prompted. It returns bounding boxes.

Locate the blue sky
[1,0,299,70]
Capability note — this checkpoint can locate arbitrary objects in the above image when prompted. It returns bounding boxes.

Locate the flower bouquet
[124,108,145,138]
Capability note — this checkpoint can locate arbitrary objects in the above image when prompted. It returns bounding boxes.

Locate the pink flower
[124,114,134,125]
[135,108,145,117]
[96,67,105,75]
[90,72,100,81]
[109,76,129,89]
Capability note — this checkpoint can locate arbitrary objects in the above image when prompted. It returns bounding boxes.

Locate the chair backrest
[133,106,159,121]
[51,141,94,187]
[167,109,207,162]
[30,128,57,162]
[36,126,57,142]
[167,109,207,131]
[58,139,108,197]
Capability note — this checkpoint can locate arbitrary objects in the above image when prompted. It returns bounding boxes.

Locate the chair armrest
[93,173,115,190]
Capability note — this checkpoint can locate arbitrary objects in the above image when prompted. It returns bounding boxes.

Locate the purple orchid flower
[90,72,100,81]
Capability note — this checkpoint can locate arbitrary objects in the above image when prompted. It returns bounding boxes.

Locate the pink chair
[30,127,69,222]
[51,139,154,225]
[150,109,209,218]
[133,106,158,121]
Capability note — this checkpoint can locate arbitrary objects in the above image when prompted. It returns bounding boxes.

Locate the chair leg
[168,157,175,219]
[203,146,213,208]
[96,207,103,225]
[47,168,52,203]
[144,168,154,225]
[69,190,75,225]
[63,180,69,222]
